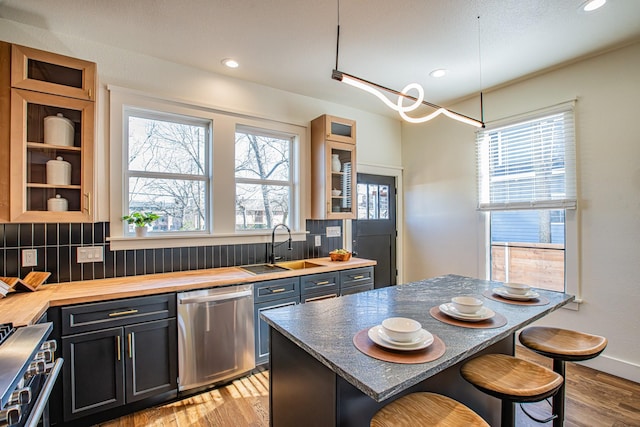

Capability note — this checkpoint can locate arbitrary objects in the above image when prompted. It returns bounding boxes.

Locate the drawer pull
[270,288,286,293]
[116,335,121,361]
[352,275,364,280]
[108,309,139,317]
[315,281,330,286]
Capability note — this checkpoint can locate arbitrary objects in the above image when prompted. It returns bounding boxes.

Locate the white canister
[46,156,71,185]
[44,113,74,147]
[47,194,68,212]
[331,154,342,172]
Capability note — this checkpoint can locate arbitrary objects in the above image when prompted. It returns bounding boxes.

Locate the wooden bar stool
[370,392,489,427]
[519,326,608,427]
[460,354,563,427]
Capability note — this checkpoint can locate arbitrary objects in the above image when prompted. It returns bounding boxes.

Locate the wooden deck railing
[491,242,565,292]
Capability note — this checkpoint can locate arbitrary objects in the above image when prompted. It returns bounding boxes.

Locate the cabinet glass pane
[330,148,352,213]
[27,187,81,212]
[28,59,83,89]
[330,121,352,138]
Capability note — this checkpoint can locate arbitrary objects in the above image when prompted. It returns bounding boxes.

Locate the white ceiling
[1,0,639,118]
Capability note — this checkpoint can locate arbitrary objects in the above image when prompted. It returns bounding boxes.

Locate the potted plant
[122,211,160,237]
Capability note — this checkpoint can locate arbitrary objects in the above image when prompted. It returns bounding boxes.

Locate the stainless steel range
[0,323,62,427]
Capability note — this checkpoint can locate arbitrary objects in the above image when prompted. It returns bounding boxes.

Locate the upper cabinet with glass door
[6,44,96,222]
[310,115,357,219]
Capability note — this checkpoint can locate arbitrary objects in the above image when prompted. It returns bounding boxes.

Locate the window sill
[108,230,309,251]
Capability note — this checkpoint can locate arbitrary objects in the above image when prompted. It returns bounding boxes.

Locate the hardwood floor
[99,348,640,427]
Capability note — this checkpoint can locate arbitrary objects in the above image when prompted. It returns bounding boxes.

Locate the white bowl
[331,189,342,196]
[381,317,422,343]
[451,296,484,315]
[503,282,531,296]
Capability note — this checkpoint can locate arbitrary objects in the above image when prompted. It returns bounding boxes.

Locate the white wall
[0,18,402,221]
[403,41,640,382]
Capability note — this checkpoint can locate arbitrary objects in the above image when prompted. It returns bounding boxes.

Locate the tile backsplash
[0,220,343,284]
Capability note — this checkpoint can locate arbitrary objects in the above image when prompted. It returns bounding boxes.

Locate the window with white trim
[124,108,211,234]
[235,126,293,230]
[476,103,576,291]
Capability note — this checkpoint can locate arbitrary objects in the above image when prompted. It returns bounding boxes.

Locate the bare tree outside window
[126,113,209,233]
[235,128,292,230]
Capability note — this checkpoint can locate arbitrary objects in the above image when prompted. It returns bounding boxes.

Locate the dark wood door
[353,174,397,288]
[62,327,125,421]
[125,318,178,403]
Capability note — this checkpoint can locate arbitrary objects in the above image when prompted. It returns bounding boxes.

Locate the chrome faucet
[270,223,292,264]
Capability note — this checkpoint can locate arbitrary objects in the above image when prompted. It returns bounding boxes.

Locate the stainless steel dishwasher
[177,284,255,391]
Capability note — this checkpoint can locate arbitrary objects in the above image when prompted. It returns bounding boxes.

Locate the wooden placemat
[482,289,550,306]
[353,328,446,364]
[429,306,508,329]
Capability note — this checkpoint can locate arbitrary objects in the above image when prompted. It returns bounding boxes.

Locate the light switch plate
[314,235,322,247]
[77,246,104,263]
[22,249,37,267]
[326,226,341,238]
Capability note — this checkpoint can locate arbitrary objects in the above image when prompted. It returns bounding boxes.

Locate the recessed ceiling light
[221,58,239,69]
[430,69,447,78]
[581,0,606,12]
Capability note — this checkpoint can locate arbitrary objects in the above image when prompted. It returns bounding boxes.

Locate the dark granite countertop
[261,274,574,401]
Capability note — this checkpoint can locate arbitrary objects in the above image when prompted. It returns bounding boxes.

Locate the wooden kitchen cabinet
[56,294,177,423]
[2,43,96,222]
[11,43,96,101]
[311,114,357,219]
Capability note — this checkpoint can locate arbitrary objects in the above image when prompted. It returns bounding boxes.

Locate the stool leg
[552,359,566,427]
[501,400,515,427]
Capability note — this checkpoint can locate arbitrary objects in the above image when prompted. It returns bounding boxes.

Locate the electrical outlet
[77,246,104,263]
[22,249,37,267]
[314,235,322,247]
[326,226,341,238]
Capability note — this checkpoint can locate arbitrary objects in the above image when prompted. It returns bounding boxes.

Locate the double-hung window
[476,102,576,291]
[124,107,211,234]
[234,126,294,230]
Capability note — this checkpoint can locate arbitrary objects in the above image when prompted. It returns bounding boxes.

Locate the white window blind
[476,104,576,211]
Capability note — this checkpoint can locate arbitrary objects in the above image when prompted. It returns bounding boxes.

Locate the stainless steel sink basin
[275,260,323,270]
[240,264,290,275]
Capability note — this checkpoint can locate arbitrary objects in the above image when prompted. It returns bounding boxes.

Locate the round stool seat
[461,354,563,402]
[519,327,608,361]
[370,392,489,427]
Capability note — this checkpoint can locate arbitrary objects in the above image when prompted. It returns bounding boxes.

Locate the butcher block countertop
[0,257,375,327]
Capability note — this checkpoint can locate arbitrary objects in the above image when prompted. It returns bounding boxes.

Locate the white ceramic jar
[44,113,74,147]
[46,156,71,185]
[47,194,68,211]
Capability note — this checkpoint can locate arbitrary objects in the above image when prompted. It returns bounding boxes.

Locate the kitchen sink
[275,260,323,270]
[240,264,290,275]
[240,261,323,275]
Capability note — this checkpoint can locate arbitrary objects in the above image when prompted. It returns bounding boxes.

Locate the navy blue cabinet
[254,277,300,366]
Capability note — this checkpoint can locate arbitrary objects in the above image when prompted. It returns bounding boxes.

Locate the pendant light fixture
[331,2,485,128]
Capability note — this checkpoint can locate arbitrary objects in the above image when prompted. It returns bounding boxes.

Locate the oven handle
[24,357,63,427]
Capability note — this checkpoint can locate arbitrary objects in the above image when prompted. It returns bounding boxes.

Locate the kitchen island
[261,274,574,427]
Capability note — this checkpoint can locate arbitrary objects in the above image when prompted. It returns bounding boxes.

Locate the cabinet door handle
[315,281,330,286]
[128,333,133,359]
[84,192,91,216]
[352,275,364,280]
[108,309,139,317]
[270,288,286,293]
[116,335,121,361]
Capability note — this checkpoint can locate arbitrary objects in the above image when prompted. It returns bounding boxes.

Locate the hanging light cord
[335,0,340,70]
[477,12,485,124]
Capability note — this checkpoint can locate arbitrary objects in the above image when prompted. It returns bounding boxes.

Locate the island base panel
[270,329,336,426]
[270,328,511,427]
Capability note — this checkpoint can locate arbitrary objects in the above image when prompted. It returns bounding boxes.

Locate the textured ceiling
[1,0,639,117]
